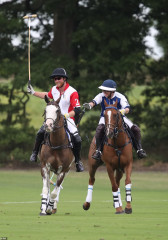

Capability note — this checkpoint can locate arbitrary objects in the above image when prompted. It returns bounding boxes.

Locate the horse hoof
[39,212,47,216]
[83,202,90,211]
[115,210,125,214]
[52,209,57,214]
[46,209,52,215]
[125,208,132,214]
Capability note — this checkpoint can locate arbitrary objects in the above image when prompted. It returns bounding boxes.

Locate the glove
[83,103,92,110]
[64,113,70,119]
[27,84,35,95]
[120,109,126,115]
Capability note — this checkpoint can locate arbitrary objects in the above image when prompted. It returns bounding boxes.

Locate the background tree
[0,0,167,164]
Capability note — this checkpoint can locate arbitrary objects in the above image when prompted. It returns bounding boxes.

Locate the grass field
[0,170,168,240]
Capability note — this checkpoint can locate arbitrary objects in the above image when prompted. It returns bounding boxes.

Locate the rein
[104,106,131,169]
[44,104,72,150]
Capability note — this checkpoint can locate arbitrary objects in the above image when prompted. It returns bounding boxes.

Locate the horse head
[43,95,61,132]
[104,99,121,139]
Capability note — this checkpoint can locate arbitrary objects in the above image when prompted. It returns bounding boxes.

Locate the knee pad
[95,124,105,138]
[131,124,140,134]
[72,133,82,143]
[37,125,45,140]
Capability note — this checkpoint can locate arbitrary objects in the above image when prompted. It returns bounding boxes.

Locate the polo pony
[39,96,74,215]
[83,99,133,214]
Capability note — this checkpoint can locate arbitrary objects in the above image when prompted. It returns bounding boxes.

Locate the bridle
[104,106,131,150]
[105,106,122,139]
[43,103,64,132]
[43,102,71,150]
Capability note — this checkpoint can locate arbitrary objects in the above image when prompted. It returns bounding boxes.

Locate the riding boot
[30,125,45,162]
[92,124,105,161]
[72,133,84,172]
[130,125,147,159]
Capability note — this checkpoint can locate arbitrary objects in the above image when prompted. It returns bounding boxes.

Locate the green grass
[0,170,168,240]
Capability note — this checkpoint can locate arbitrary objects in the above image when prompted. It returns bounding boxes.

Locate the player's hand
[27,84,35,95]
[83,103,92,110]
[64,113,70,119]
[120,109,126,115]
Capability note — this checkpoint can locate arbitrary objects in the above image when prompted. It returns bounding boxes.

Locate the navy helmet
[49,68,68,79]
[98,79,117,91]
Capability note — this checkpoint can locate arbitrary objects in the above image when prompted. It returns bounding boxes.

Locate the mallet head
[23,14,37,19]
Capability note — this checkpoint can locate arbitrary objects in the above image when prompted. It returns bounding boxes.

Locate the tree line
[0,0,168,165]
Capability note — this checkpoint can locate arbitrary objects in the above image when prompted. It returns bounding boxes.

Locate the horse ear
[113,99,118,107]
[55,96,61,105]
[44,95,50,104]
[104,99,109,107]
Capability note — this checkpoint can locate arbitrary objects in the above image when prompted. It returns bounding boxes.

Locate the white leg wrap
[112,191,120,208]
[53,200,58,210]
[46,187,59,214]
[86,185,93,203]
[55,186,61,202]
[125,183,132,202]
[41,194,48,213]
[118,188,122,207]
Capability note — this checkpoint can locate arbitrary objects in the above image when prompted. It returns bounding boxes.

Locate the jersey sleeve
[92,93,104,105]
[48,87,53,99]
[120,95,130,109]
[70,91,81,109]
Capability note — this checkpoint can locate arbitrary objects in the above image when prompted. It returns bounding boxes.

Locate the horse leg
[83,161,100,211]
[46,173,65,215]
[52,185,63,214]
[106,164,124,214]
[116,170,124,211]
[124,164,132,214]
[40,167,50,216]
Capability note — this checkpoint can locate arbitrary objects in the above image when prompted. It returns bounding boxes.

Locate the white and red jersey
[48,83,80,121]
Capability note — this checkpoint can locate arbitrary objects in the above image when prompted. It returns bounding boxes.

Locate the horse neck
[50,116,67,145]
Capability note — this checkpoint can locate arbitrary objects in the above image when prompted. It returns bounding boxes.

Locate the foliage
[0,126,36,165]
[0,0,168,163]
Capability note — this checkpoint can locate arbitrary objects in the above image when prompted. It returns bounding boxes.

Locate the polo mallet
[77,107,86,128]
[23,14,37,86]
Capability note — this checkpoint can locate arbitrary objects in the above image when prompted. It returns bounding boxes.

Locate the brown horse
[39,96,74,216]
[83,100,133,214]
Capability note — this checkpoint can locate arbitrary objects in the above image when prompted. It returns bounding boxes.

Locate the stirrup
[76,161,84,172]
[30,152,38,162]
[137,149,147,159]
[92,150,102,161]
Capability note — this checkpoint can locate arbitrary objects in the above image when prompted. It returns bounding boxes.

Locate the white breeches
[67,118,78,134]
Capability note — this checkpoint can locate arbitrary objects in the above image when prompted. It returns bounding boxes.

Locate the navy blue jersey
[92,92,130,117]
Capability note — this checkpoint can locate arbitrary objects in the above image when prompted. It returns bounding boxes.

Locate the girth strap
[105,139,131,150]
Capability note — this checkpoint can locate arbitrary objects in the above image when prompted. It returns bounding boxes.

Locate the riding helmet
[49,68,68,79]
[98,79,117,91]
